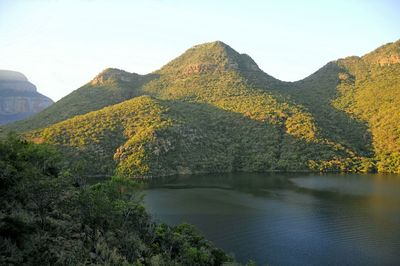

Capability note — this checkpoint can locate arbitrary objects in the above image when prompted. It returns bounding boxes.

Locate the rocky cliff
[0,70,53,124]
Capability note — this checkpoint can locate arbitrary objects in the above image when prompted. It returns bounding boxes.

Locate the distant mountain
[0,70,53,124]
[5,40,400,176]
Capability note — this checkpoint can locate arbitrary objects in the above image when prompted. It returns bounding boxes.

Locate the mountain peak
[191,40,232,51]
[157,41,261,75]
[0,70,36,93]
[91,68,140,85]
[0,70,28,82]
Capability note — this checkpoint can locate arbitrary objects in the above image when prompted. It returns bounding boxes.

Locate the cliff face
[0,70,53,124]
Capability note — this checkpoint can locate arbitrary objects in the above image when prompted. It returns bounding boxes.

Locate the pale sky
[1,0,399,101]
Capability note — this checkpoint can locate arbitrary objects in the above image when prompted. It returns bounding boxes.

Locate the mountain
[6,68,156,131]
[0,70,53,124]
[4,40,400,176]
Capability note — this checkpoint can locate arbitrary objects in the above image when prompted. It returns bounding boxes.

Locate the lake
[143,173,400,265]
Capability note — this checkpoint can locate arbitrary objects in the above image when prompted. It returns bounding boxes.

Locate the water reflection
[144,173,400,265]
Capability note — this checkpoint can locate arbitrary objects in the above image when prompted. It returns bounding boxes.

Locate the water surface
[144,173,400,265]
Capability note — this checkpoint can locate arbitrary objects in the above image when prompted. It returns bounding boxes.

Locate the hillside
[276,40,400,173]
[6,68,156,132]
[334,40,400,172]
[0,70,53,124]
[5,40,400,176]
[29,95,352,177]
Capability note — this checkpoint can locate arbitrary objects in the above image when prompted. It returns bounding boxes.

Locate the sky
[0,0,399,101]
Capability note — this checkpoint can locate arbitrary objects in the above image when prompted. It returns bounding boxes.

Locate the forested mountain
[4,40,400,176]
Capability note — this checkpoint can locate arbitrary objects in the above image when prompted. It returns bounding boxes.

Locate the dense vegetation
[0,135,244,265]
[334,41,400,173]
[3,40,400,176]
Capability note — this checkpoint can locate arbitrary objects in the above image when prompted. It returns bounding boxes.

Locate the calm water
[143,173,400,265]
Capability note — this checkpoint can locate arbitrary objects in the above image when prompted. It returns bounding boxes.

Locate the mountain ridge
[4,39,400,175]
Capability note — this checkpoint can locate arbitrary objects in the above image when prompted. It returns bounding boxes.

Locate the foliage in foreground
[0,135,242,265]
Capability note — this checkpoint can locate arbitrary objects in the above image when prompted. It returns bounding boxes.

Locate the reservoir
[144,173,400,265]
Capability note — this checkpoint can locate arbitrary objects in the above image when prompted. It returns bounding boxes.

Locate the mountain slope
[333,40,400,172]
[276,62,373,157]
[29,95,357,177]
[6,40,400,176]
[6,68,156,132]
[276,40,400,173]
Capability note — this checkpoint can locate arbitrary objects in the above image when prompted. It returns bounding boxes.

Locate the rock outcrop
[0,70,53,124]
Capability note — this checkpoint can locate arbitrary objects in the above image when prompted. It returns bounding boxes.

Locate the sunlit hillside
[4,40,400,176]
